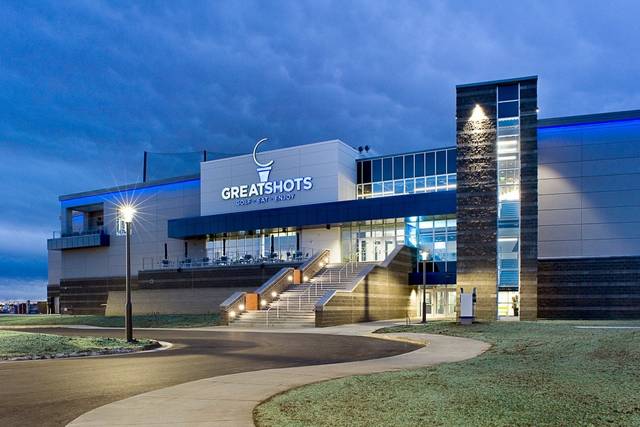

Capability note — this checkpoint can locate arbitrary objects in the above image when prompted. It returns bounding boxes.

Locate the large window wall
[340,215,456,270]
[496,83,521,317]
[356,148,457,199]
[206,229,299,262]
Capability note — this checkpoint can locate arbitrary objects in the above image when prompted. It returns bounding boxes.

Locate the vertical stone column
[455,77,538,321]
[456,83,499,321]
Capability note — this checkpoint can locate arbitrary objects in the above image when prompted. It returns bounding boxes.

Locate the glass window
[419,219,433,230]
[426,152,435,176]
[372,159,382,182]
[404,155,414,178]
[434,219,447,230]
[498,84,519,101]
[383,181,393,194]
[372,182,383,195]
[446,149,456,173]
[415,177,425,191]
[405,178,415,193]
[394,180,404,194]
[498,101,519,118]
[414,153,424,177]
[436,151,446,174]
[426,176,436,191]
[383,157,392,181]
[437,175,447,188]
[393,156,403,180]
[362,160,372,183]
[357,161,362,184]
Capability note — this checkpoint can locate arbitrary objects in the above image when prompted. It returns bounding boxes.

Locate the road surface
[0,327,418,426]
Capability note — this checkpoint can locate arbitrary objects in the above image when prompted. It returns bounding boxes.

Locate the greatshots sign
[221,138,314,207]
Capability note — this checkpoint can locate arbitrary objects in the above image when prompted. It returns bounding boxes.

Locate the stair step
[230,261,376,328]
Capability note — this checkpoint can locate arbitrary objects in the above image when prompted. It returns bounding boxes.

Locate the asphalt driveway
[0,327,418,426]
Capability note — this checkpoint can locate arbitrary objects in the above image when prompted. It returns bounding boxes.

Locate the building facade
[47,76,640,321]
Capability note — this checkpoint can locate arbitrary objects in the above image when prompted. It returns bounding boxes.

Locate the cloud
[0,277,47,301]
[1,0,639,291]
[0,222,50,255]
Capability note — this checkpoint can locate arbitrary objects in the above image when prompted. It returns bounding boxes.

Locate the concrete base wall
[54,263,299,315]
[316,246,416,327]
[105,288,246,315]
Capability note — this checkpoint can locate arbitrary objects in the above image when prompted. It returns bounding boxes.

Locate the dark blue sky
[1,1,639,300]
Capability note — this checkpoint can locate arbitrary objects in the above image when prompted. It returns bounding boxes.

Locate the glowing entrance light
[469,104,488,121]
[119,204,137,224]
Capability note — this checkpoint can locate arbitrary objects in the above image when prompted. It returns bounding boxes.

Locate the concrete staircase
[230,262,374,328]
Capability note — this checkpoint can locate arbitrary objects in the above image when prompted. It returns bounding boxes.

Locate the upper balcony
[48,202,110,251]
[47,229,110,251]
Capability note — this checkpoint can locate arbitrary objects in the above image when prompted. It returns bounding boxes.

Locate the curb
[0,340,173,363]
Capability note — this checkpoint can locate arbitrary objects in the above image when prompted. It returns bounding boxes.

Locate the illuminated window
[356,148,458,199]
[496,84,521,317]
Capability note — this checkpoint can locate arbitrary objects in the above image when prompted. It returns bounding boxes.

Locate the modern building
[47,76,640,324]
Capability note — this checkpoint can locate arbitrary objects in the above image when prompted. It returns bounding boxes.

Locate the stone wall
[315,246,416,327]
[455,83,499,321]
[538,256,640,319]
[455,77,538,321]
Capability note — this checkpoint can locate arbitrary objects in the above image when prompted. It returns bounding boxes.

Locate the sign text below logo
[220,138,314,206]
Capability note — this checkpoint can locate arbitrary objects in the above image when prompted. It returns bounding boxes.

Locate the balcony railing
[47,229,110,251]
[141,248,318,271]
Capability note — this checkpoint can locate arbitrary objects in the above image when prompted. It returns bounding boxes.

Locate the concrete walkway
[68,322,490,426]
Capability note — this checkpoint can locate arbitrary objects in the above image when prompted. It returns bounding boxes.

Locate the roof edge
[538,109,640,128]
[59,174,200,202]
[456,75,538,89]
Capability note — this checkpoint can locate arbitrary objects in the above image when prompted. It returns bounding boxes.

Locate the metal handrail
[265,302,282,327]
[263,255,365,326]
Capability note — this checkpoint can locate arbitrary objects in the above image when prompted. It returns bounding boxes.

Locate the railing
[312,253,361,287]
[219,291,246,325]
[299,249,330,280]
[141,248,317,271]
[256,267,295,308]
[47,230,110,251]
[261,250,375,327]
[52,228,107,239]
[314,245,411,326]
[263,254,367,327]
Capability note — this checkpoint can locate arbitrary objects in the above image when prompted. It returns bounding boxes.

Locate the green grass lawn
[254,321,640,427]
[0,330,157,359]
[0,313,220,328]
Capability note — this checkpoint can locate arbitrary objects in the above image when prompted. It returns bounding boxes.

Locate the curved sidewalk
[68,323,490,427]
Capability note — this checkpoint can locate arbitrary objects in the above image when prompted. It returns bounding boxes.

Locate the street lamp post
[421,251,428,324]
[120,205,136,343]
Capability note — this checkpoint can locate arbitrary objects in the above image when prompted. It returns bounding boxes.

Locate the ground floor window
[340,215,457,264]
[414,286,456,318]
[498,290,519,318]
[206,229,299,263]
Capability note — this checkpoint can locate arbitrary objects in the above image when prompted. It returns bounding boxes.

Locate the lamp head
[469,104,487,121]
[119,204,137,224]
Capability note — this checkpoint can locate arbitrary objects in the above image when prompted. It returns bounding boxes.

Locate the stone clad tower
[455,77,538,321]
